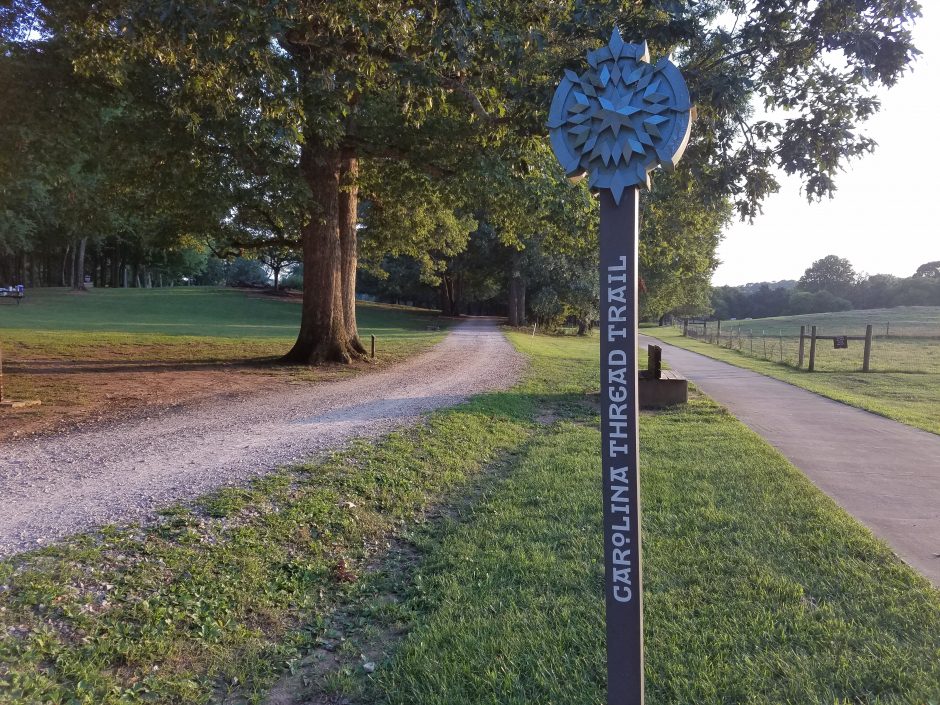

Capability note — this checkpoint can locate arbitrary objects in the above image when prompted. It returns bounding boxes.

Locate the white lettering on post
[605,253,635,604]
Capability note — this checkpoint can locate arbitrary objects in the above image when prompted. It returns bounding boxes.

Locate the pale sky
[713,4,939,286]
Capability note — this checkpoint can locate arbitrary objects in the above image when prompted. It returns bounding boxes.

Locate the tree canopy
[798,254,858,298]
[0,0,922,350]
[914,261,940,279]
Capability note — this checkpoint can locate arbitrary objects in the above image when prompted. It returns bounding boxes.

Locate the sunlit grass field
[706,306,940,375]
[0,287,444,360]
[716,306,940,338]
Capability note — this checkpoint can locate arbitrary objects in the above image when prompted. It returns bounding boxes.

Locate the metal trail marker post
[547,29,692,705]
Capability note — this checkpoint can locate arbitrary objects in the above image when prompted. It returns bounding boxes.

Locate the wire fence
[677,318,940,374]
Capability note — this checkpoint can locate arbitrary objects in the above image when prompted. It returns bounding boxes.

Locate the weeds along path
[0,318,525,556]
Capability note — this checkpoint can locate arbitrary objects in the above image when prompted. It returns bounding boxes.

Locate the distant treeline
[712,256,940,319]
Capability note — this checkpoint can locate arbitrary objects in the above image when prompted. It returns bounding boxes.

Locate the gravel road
[0,318,525,556]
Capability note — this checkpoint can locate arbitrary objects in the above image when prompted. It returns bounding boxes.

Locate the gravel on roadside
[0,319,526,556]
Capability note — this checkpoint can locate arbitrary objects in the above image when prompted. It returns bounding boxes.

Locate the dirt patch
[253,545,416,705]
[535,410,561,425]
[0,357,363,444]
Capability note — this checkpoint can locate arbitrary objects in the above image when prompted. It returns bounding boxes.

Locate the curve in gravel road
[0,318,525,556]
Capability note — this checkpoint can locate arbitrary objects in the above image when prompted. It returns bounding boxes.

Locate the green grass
[0,393,536,703]
[0,333,938,704]
[0,287,444,361]
[0,287,441,339]
[705,307,940,376]
[716,306,940,338]
[374,334,940,705]
[648,326,940,435]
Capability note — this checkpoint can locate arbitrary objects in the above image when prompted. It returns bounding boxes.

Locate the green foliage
[357,257,441,308]
[798,255,858,297]
[787,289,853,315]
[640,174,731,319]
[358,162,478,285]
[713,284,853,319]
[3,0,919,316]
[530,287,565,327]
[224,257,270,287]
[714,262,940,319]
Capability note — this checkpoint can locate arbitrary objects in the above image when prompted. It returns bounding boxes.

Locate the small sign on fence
[833,335,848,349]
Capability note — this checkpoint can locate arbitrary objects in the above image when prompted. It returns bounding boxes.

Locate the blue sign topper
[547,29,692,204]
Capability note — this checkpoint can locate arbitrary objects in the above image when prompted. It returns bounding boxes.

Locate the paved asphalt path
[642,334,940,586]
[0,319,524,556]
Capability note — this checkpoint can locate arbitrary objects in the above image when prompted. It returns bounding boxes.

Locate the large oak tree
[6,0,920,361]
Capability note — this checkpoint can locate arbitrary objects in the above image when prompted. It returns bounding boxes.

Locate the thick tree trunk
[508,277,519,326]
[339,152,367,355]
[516,281,525,325]
[73,237,87,290]
[61,244,71,287]
[283,143,362,364]
[272,266,280,291]
[507,250,525,326]
[440,275,459,317]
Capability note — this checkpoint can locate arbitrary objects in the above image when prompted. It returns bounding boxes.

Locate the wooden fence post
[862,324,873,372]
[371,334,376,359]
[798,325,806,368]
[808,325,817,372]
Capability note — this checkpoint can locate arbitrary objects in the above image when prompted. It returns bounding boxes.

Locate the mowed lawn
[1,332,937,704]
[0,286,444,356]
[0,287,447,439]
[648,325,940,435]
[711,305,940,376]
[717,306,940,338]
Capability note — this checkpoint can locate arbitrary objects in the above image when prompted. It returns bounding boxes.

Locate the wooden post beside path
[862,324,873,373]
[798,326,806,368]
[808,325,818,372]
